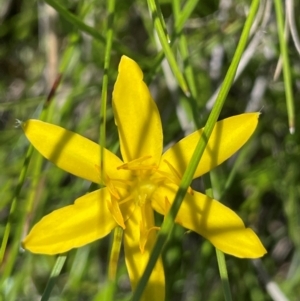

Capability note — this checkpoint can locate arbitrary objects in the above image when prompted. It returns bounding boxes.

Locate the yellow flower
[22,56,266,300]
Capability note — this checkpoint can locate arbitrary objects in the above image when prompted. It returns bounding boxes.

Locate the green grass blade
[0,144,34,265]
[172,0,200,127]
[131,1,260,300]
[174,0,199,35]
[216,249,232,301]
[108,227,123,281]
[97,0,122,292]
[0,75,57,266]
[43,0,134,59]
[99,0,115,168]
[147,0,189,95]
[40,255,67,301]
[273,0,295,133]
[203,174,233,301]
[45,0,106,42]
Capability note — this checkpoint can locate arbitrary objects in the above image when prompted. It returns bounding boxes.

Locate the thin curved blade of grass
[172,0,200,129]
[108,227,123,281]
[0,71,60,266]
[131,0,260,300]
[274,0,295,133]
[43,0,137,60]
[203,174,233,301]
[173,0,199,36]
[216,249,232,301]
[99,0,115,167]
[0,145,34,265]
[147,0,189,95]
[145,0,205,85]
[98,0,122,288]
[286,0,300,55]
[40,255,67,301]
[173,9,233,298]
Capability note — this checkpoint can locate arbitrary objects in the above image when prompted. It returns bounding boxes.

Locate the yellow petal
[123,203,165,301]
[22,120,127,184]
[152,186,267,258]
[160,113,259,178]
[112,56,163,165]
[23,189,116,255]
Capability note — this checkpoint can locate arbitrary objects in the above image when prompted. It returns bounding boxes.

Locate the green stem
[108,227,123,281]
[43,0,135,59]
[203,174,232,301]
[99,0,115,168]
[0,82,54,266]
[98,1,120,299]
[273,0,295,133]
[41,255,67,301]
[131,0,260,300]
[147,0,189,95]
[216,249,232,301]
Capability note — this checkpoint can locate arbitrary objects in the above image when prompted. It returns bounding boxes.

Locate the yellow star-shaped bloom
[22,56,266,301]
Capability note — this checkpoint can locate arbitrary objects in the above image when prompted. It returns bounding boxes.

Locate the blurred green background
[1,0,300,300]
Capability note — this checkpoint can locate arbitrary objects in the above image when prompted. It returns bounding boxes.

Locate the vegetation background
[1,0,300,300]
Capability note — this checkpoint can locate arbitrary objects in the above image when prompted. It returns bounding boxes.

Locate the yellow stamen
[106,197,125,229]
[139,220,160,254]
[117,155,157,171]
[118,194,134,205]
[105,174,120,200]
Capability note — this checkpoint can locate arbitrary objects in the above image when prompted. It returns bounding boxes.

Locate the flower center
[116,156,159,207]
[132,178,157,206]
[103,155,193,232]
[103,155,193,253]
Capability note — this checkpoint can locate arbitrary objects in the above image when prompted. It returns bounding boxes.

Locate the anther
[105,174,120,199]
[117,156,157,171]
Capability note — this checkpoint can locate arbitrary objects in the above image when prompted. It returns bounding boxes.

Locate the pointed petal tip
[22,189,117,255]
[120,55,131,62]
[22,232,53,255]
[119,55,142,79]
[218,228,267,259]
[155,188,267,260]
[161,113,261,179]
[113,55,163,163]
